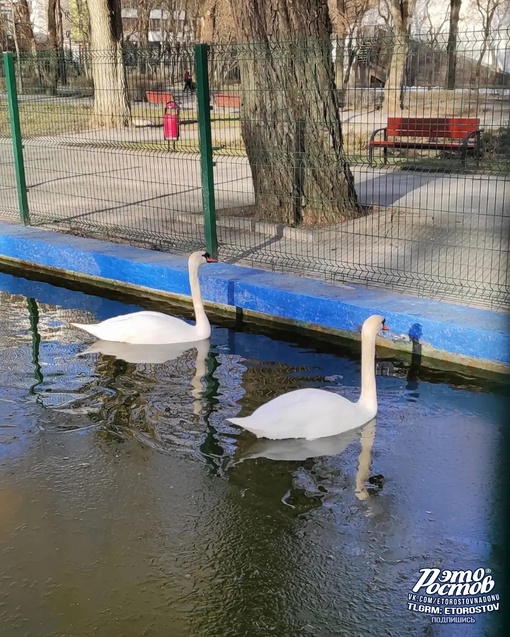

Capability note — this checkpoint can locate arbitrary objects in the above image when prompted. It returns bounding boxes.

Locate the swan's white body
[72,251,215,345]
[228,315,388,441]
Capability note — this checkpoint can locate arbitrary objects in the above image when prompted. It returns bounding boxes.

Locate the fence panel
[9,47,207,253]
[208,32,509,311]
[0,58,20,222]
[2,32,508,312]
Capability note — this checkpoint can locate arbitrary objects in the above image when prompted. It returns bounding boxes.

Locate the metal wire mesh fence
[0,45,206,251]
[1,30,509,310]
[0,61,19,221]
[208,31,509,311]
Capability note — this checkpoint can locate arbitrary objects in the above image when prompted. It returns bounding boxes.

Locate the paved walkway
[0,136,508,311]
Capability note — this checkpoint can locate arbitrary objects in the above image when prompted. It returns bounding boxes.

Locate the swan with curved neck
[72,251,216,345]
[228,315,389,441]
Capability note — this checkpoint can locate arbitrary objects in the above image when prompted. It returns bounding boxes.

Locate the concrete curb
[0,221,508,376]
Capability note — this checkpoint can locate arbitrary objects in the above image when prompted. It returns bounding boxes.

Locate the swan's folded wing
[228,388,357,440]
[72,311,194,344]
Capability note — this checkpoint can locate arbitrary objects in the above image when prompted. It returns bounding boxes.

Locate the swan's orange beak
[382,324,390,331]
[206,256,218,263]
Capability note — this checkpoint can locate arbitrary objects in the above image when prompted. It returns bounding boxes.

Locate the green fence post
[3,52,29,225]
[195,44,217,258]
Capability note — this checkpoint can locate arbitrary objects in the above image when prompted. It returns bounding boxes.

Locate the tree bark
[384,0,413,113]
[12,0,35,51]
[200,0,218,43]
[86,0,131,128]
[47,0,60,95]
[446,0,462,89]
[137,0,151,74]
[228,0,359,226]
[384,31,408,112]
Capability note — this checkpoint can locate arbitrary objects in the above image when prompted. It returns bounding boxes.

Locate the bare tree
[384,0,415,112]
[47,0,68,94]
[413,2,449,85]
[0,11,9,52]
[414,2,449,46]
[11,0,35,51]
[199,0,238,87]
[328,0,377,91]
[68,0,91,44]
[86,0,131,127]
[473,0,507,82]
[446,0,462,88]
[227,0,359,226]
[137,0,153,50]
[199,0,218,43]
[7,0,38,90]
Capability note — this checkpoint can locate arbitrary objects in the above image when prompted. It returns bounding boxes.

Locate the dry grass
[1,94,506,174]
[0,102,93,138]
[403,89,508,119]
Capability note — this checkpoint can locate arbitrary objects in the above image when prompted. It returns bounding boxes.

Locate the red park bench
[212,92,241,108]
[146,91,174,105]
[368,117,483,167]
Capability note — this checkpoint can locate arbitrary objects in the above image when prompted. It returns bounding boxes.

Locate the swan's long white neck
[358,330,378,415]
[189,260,211,339]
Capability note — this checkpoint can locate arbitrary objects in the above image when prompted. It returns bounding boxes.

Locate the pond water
[0,269,508,637]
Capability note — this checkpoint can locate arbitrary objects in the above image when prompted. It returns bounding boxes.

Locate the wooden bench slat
[369,116,482,166]
[387,117,480,139]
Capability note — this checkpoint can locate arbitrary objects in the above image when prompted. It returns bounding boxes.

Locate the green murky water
[0,270,507,637]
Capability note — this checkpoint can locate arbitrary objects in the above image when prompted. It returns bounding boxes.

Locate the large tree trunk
[384,31,408,112]
[446,0,462,89]
[200,0,218,86]
[200,0,218,43]
[47,0,60,95]
[13,0,35,51]
[384,0,413,113]
[137,0,151,74]
[228,0,359,226]
[86,0,131,128]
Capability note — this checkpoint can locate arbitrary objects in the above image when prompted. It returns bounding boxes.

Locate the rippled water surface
[0,270,507,637]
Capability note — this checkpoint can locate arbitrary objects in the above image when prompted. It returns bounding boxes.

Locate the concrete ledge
[0,221,508,376]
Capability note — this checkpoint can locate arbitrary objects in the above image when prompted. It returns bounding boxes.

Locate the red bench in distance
[369,117,482,167]
[212,92,241,108]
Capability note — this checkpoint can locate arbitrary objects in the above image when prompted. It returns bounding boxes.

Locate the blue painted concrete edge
[0,222,508,372]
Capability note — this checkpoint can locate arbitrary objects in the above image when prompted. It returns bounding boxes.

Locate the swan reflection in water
[234,418,378,502]
[80,338,209,366]
[79,339,210,416]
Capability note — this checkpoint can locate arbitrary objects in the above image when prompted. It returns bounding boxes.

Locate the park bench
[146,90,174,105]
[212,92,241,108]
[368,117,482,167]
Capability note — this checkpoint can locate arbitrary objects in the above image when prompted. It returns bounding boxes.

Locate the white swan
[228,315,389,441]
[72,251,216,345]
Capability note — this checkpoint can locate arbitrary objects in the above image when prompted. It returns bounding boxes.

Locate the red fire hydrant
[163,101,180,141]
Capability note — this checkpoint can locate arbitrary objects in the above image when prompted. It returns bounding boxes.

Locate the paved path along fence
[1,36,509,312]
